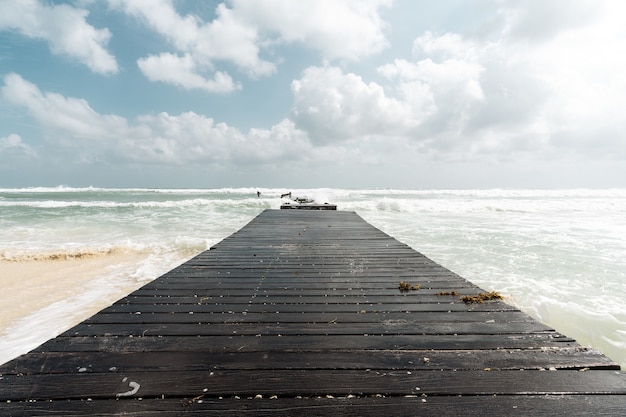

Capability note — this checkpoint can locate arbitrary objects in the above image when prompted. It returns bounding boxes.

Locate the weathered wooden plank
[3,369,626,401]
[149,275,461,285]
[142,273,468,283]
[82,311,538,324]
[34,334,577,354]
[129,284,480,296]
[3,349,617,376]
[3,395,626,417]
[63,320,555,337]
[97,302,516,314]
[117,293,489,305]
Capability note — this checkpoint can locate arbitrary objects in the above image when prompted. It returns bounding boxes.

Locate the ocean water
[1,187,625,369]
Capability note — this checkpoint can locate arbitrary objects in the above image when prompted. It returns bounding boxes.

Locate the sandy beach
[0,251,152,364]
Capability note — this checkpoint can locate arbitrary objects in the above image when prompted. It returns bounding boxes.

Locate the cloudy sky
[1,0,625,188]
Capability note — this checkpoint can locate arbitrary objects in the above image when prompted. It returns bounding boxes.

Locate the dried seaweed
[460,291,503,304]
[399,281,421,292]
[436,291,460,296]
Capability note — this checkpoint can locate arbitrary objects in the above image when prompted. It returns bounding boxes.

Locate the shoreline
[0,252,154,365]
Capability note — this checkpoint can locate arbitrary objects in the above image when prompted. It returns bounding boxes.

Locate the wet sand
[0,252,151,365]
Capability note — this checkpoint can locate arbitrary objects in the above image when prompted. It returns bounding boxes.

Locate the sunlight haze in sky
[1,0,625,188]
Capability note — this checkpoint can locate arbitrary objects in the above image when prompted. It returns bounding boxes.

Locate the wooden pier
[1,209,625,415]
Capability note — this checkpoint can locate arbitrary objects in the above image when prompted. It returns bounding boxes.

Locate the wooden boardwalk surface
[1,209,625,415]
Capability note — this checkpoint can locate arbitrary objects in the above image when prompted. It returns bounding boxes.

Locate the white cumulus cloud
[108,0,390,92]
[137,53,240,93]
[0,134,36,158]
[2,73,128,143]
[1,73,311,166]
[108,0,275,90]
[0,0,118,74]
[291,66,417,144]
[229,0,391,61]
[288,0,626,163]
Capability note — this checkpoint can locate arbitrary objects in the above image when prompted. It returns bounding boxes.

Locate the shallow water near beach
[1,187,625,369]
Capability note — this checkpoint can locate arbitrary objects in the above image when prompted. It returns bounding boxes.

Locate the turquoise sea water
[1,187,625,368]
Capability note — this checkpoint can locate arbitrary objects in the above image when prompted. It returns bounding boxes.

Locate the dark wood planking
[95,302,517,314]
[33,335,578,355]
[69,320,554,334]
[116,294,491,305]
[4,349,617,375]
[84,311,541,325]
[1,209,624,414]
[2,396,626,417]
[3,369,626,401]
